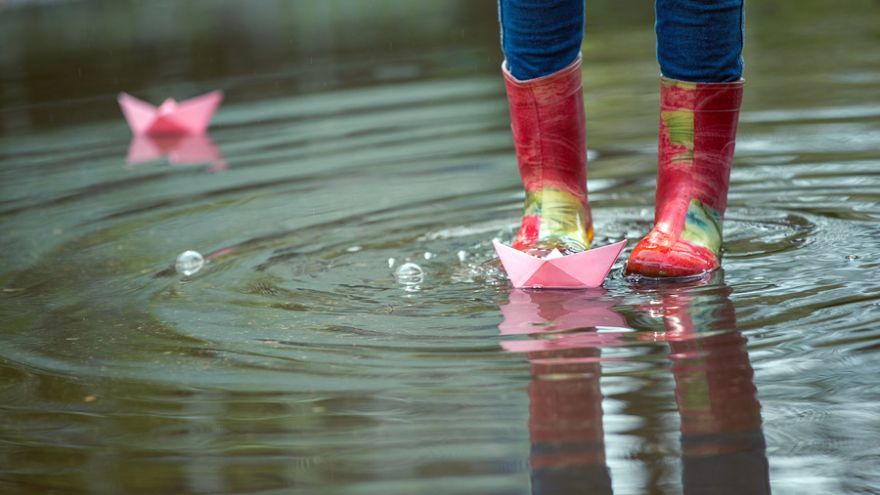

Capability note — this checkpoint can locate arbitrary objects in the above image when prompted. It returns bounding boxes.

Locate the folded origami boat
[118,90,223,136]
[493,239,627,289]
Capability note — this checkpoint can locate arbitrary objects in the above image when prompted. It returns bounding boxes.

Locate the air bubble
[395,262,424,286]
[175,250,204,276]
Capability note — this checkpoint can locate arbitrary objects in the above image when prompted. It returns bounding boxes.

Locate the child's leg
[499,0,584,81]
[499,0,593,256]
[655,0,744,83]
[627,0,745,277]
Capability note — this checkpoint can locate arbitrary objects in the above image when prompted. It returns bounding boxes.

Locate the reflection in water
[499,290,629,354]
[126,135,228,172]
[0,0,877,491]
[499,276,770,494]
[528,347,612,494]
[499,289,628,336]
[652,280,771,495]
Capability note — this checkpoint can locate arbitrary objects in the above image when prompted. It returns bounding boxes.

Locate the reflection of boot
[645,278,770,495]
[528,349,612,495]
[497,290,615,494]
[627,78,743,277]
[504,56,593,257]
[672,331,770,495]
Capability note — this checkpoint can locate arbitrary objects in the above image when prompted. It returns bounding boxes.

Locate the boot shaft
[656,78,744,231]
[503,56,588,200]
[503,56,593,253]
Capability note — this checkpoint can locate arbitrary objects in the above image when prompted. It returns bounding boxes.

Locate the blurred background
[6,0,874,132]
[1,0,496,132]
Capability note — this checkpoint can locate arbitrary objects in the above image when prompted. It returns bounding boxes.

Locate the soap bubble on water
[395,262,424,287]
[175,250,205,276]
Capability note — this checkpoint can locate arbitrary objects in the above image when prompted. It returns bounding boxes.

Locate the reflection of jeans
[682,432,770,495]
[498,0,744,82]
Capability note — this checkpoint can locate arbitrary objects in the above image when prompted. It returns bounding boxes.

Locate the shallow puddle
[1,1,879,494]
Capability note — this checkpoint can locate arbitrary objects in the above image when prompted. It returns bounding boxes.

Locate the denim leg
[498,0,585,80]
[655,0,745,82]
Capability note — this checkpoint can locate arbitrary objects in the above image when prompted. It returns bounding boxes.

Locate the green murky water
[1,1,879,493]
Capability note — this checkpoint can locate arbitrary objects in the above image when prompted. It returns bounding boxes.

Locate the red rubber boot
[504,56,593,257]
[627,78,744,278]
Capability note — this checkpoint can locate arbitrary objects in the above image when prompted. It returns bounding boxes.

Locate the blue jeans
[499,0,744,82]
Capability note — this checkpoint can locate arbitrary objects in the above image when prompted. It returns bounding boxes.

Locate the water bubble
[395,262,424,286]
[457,250,468,262]
[175,250,204,276]
[387,257,396,268]
[423,252,434,260]
[346,245,362,253]
[845,255,859,262]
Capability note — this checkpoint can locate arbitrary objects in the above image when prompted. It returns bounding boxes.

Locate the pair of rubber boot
[505,55,743,278]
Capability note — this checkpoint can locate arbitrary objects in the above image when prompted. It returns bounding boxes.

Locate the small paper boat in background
[118,90,223,136]
[493,239,627,289]
[126,135,228,172]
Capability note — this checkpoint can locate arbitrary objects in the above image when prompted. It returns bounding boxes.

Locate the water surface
[1,1,879,494]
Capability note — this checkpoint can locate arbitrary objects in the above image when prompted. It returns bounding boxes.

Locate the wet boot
[626,78,744,277]
[504,55,593,257]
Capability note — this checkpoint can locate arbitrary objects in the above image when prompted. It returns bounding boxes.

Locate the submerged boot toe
[626,231,719,278]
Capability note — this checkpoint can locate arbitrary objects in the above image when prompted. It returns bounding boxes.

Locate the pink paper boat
[493,239,627,289]
[118,90,223,136]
